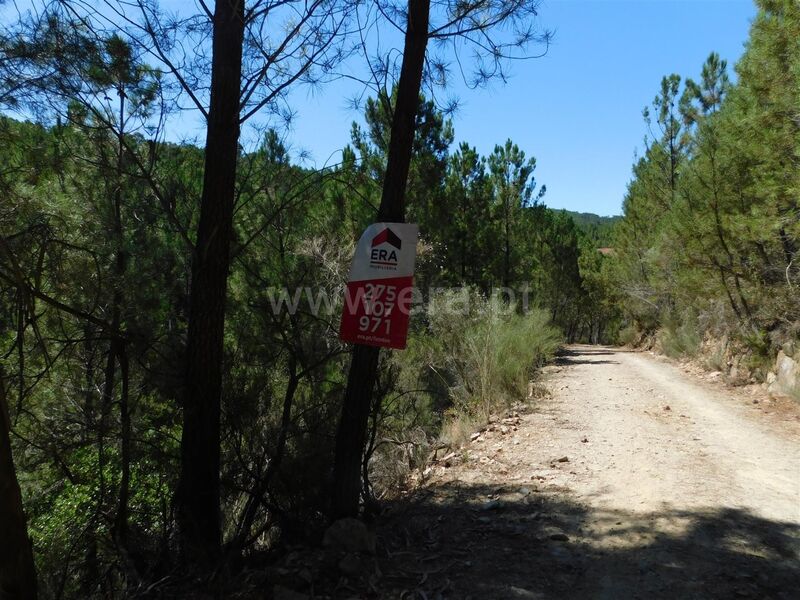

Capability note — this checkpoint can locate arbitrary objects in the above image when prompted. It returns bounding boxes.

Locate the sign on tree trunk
[339,223,418,349]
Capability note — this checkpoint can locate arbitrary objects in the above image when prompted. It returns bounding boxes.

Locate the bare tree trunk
[110,83,131,553]
[0,368,37,600]
[176,0,244,568]
[83,324,95,442]
[332,0,430,520]
[504,194,511,288]
[229,358,298,559]
[87,327,120,595]
[114,349,130,548]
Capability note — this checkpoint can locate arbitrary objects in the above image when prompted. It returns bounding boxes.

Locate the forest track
[375,345,800,599]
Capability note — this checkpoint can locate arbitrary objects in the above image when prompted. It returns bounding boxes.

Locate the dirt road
[376,346,800,599]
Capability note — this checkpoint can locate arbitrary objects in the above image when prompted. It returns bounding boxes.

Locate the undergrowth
[369,290,562,494]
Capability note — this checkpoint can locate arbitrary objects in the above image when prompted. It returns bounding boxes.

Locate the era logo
[369,227,402,266]
[371,248,398,263]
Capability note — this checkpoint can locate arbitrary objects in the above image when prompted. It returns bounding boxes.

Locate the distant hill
[557,210,621,229]
[554,209,621,246]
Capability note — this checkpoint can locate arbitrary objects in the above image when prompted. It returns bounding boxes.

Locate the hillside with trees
[557,210,620,246]
[608,0,799,377]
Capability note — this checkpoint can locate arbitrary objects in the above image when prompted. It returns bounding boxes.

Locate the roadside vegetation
[608,0,799,380]
[0,1,590,594]
[0,91,580,595]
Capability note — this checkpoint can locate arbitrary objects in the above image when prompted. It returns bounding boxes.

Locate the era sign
[339,223,418,349]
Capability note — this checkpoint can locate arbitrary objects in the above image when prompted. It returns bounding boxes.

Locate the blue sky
[285,0,757,216]
[1,0,758,216]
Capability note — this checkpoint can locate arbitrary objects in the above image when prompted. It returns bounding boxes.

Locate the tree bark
[331,0,430,520]
[176,0,244,568]
[504,194,511,288]
[110,84,132,559]
[114,349,130,548]
[0,369,38,600]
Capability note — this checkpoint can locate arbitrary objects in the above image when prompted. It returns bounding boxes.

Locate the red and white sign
[339,223,418,349]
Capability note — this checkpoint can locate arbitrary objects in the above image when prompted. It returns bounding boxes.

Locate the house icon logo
[371,227,402,250]
[370,227,402,268]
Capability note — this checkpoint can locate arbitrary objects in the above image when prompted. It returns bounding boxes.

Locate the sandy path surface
[550,346,800,523]
[375,346,800,599]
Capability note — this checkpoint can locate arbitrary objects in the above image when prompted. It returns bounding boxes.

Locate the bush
[659,312,702,358]
[617,323,641,347]
[426,290,562,420]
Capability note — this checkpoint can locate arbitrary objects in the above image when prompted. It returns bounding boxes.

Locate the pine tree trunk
[114,349,130,548]
[331,0,430,520]
[111,84,130,553]
[504,196,511,288]
[0,369,37,600]
[176,0,244,568]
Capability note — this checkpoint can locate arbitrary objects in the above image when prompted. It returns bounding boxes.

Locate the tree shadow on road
[554,346,621,366]
[373,481,800,599]
[554,356,621,366]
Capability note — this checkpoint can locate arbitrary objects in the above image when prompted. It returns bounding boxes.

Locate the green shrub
[426,290,562,420]
[659,313,701,358]
[617,323,640,346]
[742,329,773,375]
